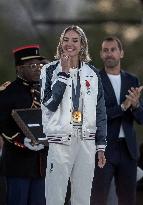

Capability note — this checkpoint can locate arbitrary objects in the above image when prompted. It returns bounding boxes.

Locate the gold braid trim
[2,132,20,141]
[31,100,41,108]
[0,81,11,91]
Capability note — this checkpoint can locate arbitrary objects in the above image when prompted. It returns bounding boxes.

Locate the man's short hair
[102,36,123,51]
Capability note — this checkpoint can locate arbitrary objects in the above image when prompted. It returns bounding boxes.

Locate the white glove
[137,166,143,181]
[24,137,44,151]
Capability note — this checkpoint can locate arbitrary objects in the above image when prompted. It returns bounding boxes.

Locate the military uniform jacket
[0,77,48,177]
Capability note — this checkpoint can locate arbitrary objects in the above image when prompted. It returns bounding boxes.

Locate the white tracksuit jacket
[40,60,107,205]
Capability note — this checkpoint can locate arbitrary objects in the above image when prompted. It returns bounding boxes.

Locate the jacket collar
[100,69,127,104]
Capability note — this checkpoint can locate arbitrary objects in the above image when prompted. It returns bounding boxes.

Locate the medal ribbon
[72,71,81,111]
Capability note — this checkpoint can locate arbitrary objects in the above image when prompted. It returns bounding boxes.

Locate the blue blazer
[99,69,143,160]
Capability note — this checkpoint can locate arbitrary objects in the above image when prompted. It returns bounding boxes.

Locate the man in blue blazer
[91,36,143,205]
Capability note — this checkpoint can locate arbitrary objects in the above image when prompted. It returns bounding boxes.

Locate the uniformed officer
[0,45,48,205]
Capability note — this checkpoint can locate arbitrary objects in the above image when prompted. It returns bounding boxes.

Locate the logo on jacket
[85,80,91,94]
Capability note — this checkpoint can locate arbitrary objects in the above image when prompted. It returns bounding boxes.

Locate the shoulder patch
[0,81,11,91]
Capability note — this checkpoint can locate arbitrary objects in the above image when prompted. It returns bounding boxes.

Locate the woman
[40,25,107,205]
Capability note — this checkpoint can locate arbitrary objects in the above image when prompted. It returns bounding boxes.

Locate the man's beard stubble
[104,58,120,69]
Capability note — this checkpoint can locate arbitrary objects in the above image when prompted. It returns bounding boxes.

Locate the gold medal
[72,111,82,123]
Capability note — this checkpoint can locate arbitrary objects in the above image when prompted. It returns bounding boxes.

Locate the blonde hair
[55,25,91,62]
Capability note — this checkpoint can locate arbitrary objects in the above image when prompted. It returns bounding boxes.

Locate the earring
[59,47,63,53]
[80,47,84,52]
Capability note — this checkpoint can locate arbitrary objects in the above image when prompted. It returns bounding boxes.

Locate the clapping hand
[126,86,143,108]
